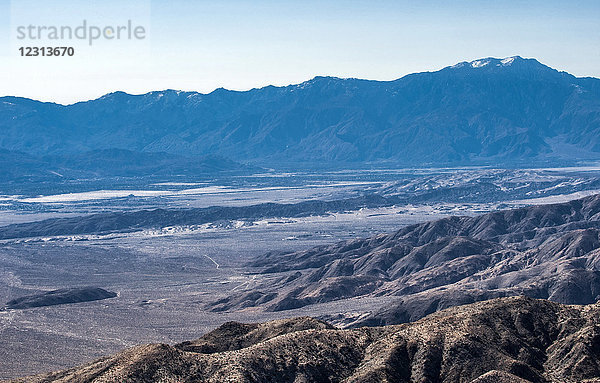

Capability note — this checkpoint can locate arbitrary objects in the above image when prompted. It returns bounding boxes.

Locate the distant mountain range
[1,56,599,167]
[13,297,600,382]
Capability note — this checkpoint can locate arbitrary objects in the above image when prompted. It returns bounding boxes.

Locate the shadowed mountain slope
[10,297,600,382]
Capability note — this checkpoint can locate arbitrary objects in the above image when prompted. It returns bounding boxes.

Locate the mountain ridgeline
[210,194,600,326]
[1,56,599,166]
[12,297,600,383]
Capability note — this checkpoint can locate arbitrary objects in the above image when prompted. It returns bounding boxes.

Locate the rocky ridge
[10,297,600,383]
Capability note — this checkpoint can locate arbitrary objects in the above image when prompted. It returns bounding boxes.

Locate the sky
[0,0,599,104]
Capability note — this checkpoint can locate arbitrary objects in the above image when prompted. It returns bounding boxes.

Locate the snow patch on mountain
[471,60,490,68]
[501,56,516,66]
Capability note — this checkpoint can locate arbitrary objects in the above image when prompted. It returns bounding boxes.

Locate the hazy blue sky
[1,0,599,103]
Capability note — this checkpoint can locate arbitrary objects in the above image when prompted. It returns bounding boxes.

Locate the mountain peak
[449,56,547,70]
[443,56,568,81]
[302,75,344,85]
[470,56,524,68]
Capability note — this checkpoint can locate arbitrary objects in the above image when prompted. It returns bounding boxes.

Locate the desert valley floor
[2,166,600,379]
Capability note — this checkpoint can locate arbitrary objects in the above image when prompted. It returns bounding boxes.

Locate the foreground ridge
[10,297,600,383]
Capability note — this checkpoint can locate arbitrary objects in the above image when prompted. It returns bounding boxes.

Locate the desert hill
[10,297,600,383]
[210,194,600,327]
